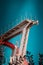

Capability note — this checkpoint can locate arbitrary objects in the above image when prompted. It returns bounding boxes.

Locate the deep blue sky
[0,0,43,65]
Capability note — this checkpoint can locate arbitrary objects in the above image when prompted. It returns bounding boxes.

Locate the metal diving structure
[0,19,38,65]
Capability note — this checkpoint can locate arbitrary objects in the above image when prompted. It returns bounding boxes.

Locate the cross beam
[0,20,38,41]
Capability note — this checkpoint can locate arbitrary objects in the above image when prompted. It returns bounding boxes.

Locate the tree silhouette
[0,45,5,65]
[25,51,34,65]
[39,53,43,65]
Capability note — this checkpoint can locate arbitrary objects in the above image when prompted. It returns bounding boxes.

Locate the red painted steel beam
[0,40,15,50]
